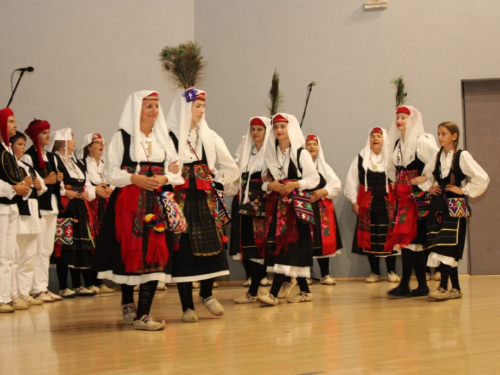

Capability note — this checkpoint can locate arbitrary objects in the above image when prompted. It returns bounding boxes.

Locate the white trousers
[13,234,38,298]
[31,213,57,294]
[0,213,18,303]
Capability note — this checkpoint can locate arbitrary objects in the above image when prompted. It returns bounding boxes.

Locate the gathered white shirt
[418,150,490,198]
[55,152,96,201]
[314,159,341,199]
[105,131,183,188]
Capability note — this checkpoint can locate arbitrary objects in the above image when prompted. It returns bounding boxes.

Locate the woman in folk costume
[9,132,47,309]
[93,91,183,331]
[345,127,400,283]
[258,113,320,306]
[417,122,489,301]
[78,133,115,294]
[50,128,97,298]
[386,106,439,297]
[162,42,239,322]
[23,119,64,302]
[232,116,272,304]
[0,108,31,313]
[304,134,343,285]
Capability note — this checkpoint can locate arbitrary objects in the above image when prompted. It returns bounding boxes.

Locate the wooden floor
[2,276,500,375]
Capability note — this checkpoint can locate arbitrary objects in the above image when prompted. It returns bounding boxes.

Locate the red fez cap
[0,108,14,147]
[305,134,318,142]
[92,133,103,140]
[370,127,382,135]
[250,118,266,127]
[396,106,411,116]
[143,92,159,100]
[272,114,288,124]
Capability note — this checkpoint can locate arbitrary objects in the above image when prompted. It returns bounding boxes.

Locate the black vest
[0,147,23,205]
[432,150,466,198]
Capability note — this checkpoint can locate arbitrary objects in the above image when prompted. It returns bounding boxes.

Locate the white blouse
[392,135,439,168]
[55,152,96,201]
[314,159,341,199]
[104,131,184,188]
[418,150,490,198]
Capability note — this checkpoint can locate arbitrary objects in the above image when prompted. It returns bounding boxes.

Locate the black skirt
[171,187,229,281]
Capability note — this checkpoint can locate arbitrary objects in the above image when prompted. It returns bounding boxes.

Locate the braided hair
[435,121,460,185]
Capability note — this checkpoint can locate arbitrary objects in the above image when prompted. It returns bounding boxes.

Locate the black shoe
[410,287,430,297]
[388,286,411,297]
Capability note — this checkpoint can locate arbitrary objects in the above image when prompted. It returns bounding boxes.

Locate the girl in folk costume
[304,134,343,285]
[418,122,489,301]
[10,132,47,309]
[386,106,439,297]
[345,127,400,283]
[162,42,239,322]
[258,113,320,306]
[78,133,115,294]
[93,91,183,331]
[0,108,31,313]
[23,119,64,302]
[232,117,272,304]
[51,128,97,298]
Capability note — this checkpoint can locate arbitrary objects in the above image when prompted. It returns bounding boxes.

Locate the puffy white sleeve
[104,131,132,188]
[416,135,439,165]
[234,135,246,164]
[297,150,320,191]
[459,151,490,198]
[323,163,341,199]
[418,151,438,192]
[344,156,360,203]
[84,172,96,201]
[35,170,48,196]
[212,131,240,194]
[53,156,66,197]
[0,180,16,199]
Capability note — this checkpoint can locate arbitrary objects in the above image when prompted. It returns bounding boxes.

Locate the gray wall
[3,1,499,280]
[193,0,500,279]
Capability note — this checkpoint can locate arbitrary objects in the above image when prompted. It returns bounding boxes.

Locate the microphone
[308,81,316,87]
[15,66,34,72]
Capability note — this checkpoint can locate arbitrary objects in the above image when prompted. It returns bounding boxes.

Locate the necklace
[65,157,80,176]
[369,155,380,171]
[145,131,153,157]
[251,146,257,156]
[276,146,289,178]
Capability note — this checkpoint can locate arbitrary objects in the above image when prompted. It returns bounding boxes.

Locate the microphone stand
[6,70,27,108]
[299,84,314,128]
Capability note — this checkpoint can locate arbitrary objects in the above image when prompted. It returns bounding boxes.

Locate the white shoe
[156,285,167,291]
[0,302,15,313]
[320,275,336,285]
[287,292,313,303]
[278,282,292,299]
[365,273,381,283]
[46,290,63,301]
[12,297,30,310]
[182,309,199,323]
[258,293,279,306]
[233,293,258,304]
[388,272,401,283]
[21,295,44,306]
[192,281,200,289]
[59,288,76,298]
[260,277,272,286]
[243,277,251,287]
[133,315,166,331]
[199,295,224,316]
[100,284,115,293]
[88,285,102,294]
[75,286,96,297]
[122,303,137,325]
[33,291,55,302]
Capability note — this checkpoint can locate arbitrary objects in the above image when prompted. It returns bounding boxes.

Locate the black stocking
[368,255,380,275]
[248,262,265,296]
[136,280,158,318]
[200,278,215,299]
[56,263,69,290]
[243,260,252,280]
[177,282,194,312]
[69,268,82,289]
[121,285,134,305]
[385,256,396,274]
[269,273,287,297]
[439,264,451,290]
[296,277,310,293]
[413,251,429,290]
[449,267,461,291]
[82,269,98,287]
[317,258,330,278]
[398,248,414,290]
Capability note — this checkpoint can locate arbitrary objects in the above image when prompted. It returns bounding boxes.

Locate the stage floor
[2,276,500,375]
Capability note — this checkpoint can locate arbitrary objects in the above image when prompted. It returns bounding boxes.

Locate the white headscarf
[359,127,390,192]
[238,116,272,204]
[50,127,74,160]
[77,133,105,160]
[388,105,424,167]
[264,113,305,179]
[166,88,210,169]
[118,90,175,164]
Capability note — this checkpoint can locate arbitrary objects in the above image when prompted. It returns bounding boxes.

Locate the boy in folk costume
[0,108,31,313]
[23,119,64,302]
